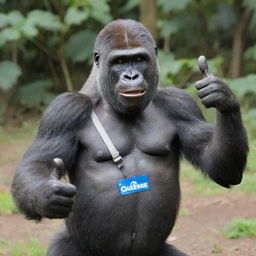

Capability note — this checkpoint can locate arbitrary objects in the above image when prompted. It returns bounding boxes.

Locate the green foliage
[0,119,38,144]
[244,45,256,60]
[244,110,256,138]
[0,237,46,256]
[120,0,139,12]
[0,61,22,91]
[64,7,89,26]
[209,3,236,31]
[238,171,256,192]
[13,79,55,110]
[225,218,256,239]
[158,51,221,87]
[27,10,62,31]
[179,208,190,217]
[65,30,97,63]
[0,27,20,41]
[0,191,18,215]
[0,10,38,46]
[211,244,222,254]
[181,162,224,196]
[158,0,192,11]
[88,0,112,24]
[226,75,256,99]
[243,0,256,11]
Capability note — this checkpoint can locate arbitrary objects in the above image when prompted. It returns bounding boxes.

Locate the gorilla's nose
[121,71,143,86]
[123,72,139,81]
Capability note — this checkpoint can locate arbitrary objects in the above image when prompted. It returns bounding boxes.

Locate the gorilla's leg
[47,227,86,256]
[160,243,189,256]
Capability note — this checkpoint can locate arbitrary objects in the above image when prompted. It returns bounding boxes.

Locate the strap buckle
[113,155,123,169]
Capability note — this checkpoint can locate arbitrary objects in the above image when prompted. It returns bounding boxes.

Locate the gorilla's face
[96,47,159,114]
[94,20,159,114]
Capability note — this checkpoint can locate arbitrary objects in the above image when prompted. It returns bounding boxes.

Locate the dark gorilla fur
[12,19,248,256]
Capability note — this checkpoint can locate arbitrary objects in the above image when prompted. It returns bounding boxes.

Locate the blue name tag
[117,174,150,196]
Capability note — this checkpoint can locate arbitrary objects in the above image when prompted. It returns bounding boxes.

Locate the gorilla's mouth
[119,90,146,98]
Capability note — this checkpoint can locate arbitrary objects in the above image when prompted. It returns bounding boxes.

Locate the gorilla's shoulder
[156,86,194,102]
[38,92,93,135]
[154,86,204,120]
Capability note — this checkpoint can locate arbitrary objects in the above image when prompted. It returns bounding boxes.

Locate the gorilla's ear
[94,52,100,67]
[155,47,158,56]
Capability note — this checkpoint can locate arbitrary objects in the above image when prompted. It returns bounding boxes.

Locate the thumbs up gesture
[196,56,238,112]
[33,158,76,219]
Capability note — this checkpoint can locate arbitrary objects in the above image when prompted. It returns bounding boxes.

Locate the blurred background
[0,0,256,255]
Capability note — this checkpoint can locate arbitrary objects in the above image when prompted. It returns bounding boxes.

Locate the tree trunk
[139,0,157,42]
[229,1,253,78]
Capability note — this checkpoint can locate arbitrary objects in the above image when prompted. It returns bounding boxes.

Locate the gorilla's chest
[79,108,177,162]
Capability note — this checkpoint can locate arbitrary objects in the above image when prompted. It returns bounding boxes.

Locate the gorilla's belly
[66,169,180,256]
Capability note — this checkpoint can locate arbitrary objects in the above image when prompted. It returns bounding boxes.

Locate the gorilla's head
[94,19,159,114]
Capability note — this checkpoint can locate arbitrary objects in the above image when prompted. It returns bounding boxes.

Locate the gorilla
[12,19,248,256]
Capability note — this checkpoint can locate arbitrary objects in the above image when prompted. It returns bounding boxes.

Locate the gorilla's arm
[12,92,92,220]
[158,87,248,188]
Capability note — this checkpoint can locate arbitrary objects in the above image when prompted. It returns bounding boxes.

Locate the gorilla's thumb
[198,56,213,78]
[51,158,65,180]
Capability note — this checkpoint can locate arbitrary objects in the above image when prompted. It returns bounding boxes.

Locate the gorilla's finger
[198,83,221,98]
[198,56,213,78]
[201,93,224,108]
[55,184,77,197]
[47,212,70,219]
[51,195,74,207]
[49,205,72,213]
[195,77,218,90]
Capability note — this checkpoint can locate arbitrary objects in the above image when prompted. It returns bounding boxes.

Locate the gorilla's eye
[134,55,146,63]
[115,57,126,64]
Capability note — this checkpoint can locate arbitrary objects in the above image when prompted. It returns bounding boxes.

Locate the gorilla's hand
[33,158,76,219]
[196,56,239,112]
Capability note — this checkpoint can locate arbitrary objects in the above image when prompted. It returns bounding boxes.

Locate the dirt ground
[0,138,256,256]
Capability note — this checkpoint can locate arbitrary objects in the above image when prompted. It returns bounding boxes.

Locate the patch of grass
[224,218,256,239]
[0,191,18,215]
[246,140,256,172]
[211,244,222,254]
[236,171,256,193]
[179,208,190,217]
[0,237,46,256]
[0,119,39,144]
[181,162,224,195]
[181,161,256,194]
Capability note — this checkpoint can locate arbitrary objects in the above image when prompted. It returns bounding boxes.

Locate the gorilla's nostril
[132,74,139,80]
[124,75,132,80]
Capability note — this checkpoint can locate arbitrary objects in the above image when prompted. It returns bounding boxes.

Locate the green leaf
[0,61,22,91]
[20,20,38,38]
[209,3,236,31]
[14,79,55,109]
[7,11,25,26]
[158,0,191,12]
[64,7,89,26]
[158,50,175,85]
[0,13,8,28]
[225,218,256,239]
[0,27,21,41]
[89,0,112,24]
[159,19,180,37]
[28,10,62,31]
[243,0,256,12]
[225,74,256,98]
[244,45,256,60]
[121,0,140,12]
[65,29,97,63]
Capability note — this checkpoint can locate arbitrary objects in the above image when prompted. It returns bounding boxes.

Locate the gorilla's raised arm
[12,92,92,220]
[157,86,248,188]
